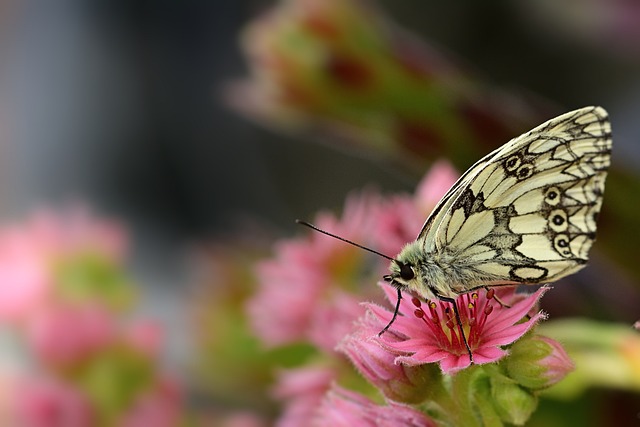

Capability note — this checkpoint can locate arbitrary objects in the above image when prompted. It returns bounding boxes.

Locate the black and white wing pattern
[418,106,611,287]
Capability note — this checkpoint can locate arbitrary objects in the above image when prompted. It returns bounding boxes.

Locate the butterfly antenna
[297,219,405,336]
[295,220,395,262]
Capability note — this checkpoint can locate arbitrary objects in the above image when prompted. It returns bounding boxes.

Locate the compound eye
[399,263,415,281]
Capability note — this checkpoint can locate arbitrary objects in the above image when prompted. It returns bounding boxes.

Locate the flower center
[411,290,496,355]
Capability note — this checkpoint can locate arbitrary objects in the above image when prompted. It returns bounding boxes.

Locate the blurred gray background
[1,0,639,290]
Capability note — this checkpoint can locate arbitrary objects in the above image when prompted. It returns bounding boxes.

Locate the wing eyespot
[554,234,573,257]
[515,164,534,180]
[548,209,568,232]
[544,186,562,206]
[505,155,521,172]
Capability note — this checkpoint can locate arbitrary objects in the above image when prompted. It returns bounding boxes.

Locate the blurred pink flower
[371,195,424,259]
[28,207,127,263]
[26,303,116,366]
[247,191,385,348]
[0,208,127,322]
[413,160,459,216]
[120,376,182,427]
[307,291,364,353]
[314,386,436,427]
[271,366,334,427]
[220,412,267,427]
[368,161,458,257]
[247,162,457,350]
[0,226,51,322]
[368,284,547,373]
[11,377,94,427]
[125,320,163,358]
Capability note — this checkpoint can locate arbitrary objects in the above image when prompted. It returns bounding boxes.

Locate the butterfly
[382,106,611,359]
[299,106,612,363]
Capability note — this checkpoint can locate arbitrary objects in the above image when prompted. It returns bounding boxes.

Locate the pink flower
[26,303,116,366]
[0,227,51,322]
[0,208,127,322]
[337,311,436,403]
[368,283,547,373]
[11,377,94,427]
[120,376,183,427]
[125,320,163,358]
[307,291,366,352]
[370,195,425,259]
[369,161,458,257]
[247,191,386,348]
[271,366,334,427]
[314,386,436,427]
[220,412,267,427]
[247,162,457,350]
[413,160,459,216]
[27,207,127,263]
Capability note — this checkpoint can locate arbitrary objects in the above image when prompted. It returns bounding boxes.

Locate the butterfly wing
[419,106,611,288]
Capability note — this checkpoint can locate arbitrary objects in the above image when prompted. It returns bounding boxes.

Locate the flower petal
[481,312,545,347]
[472,346,507,365]
[483,287,547,331]
[439,354,472,373]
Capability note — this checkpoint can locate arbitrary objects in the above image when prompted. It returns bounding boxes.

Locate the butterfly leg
[378,287,402,336]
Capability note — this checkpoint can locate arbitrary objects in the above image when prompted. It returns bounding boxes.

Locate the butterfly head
[383,242,439,301]
[383,260,416,289]
[384,241,422,290]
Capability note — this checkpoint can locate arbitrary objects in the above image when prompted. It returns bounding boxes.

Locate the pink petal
[481,312,544,347]
[365,303,423,339]
[381,338,434,353]
[439,354,472,373]
[484,287,547,331]
[472,346,507,364]
[394,350,447,366]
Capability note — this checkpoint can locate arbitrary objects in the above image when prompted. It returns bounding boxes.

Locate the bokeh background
[1,0,640,425]
[5,0,640,240]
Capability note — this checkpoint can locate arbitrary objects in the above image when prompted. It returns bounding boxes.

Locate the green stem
[473,389,504,427]
[450,366,483,427]
[426,366,483,427]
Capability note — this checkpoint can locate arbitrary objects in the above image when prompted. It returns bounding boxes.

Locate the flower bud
[505,335,574,390]
[489,374,538,425]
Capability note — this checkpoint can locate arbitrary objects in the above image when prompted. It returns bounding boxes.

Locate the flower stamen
[427,301,439,322]
[484,305,494,316]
